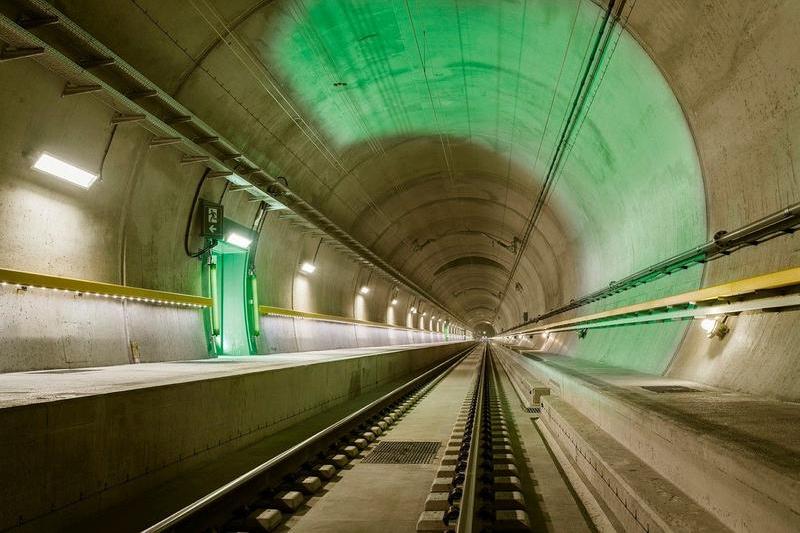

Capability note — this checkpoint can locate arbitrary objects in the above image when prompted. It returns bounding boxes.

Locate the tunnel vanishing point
[0,1,799,532]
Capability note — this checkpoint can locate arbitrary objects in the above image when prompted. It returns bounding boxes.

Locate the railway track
[141,344,534,533]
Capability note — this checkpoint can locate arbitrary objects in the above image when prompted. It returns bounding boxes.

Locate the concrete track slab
[491,359,595,532]
[285,352,482,532]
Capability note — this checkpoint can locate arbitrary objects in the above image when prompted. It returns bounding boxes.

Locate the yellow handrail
[0,267,462,334]
[259,305,440,333]
[0,267,211,307]
[506,266,800,335]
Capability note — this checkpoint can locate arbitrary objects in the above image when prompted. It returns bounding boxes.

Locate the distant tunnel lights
[390,298,398,305]
[33,153,99,189]
[300,262,316,274]
[359,286,370,295]
[226,232,252,249]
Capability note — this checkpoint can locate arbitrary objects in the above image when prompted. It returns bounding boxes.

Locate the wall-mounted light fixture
[226,231,252,250]
[33,152,99,189]
[358,269,372,296]
[300,238,323,274]
[700,316,729,339]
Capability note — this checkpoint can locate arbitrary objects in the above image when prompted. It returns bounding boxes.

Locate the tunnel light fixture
[226,232,252,249]
[359,285,370,295]
[33,152,99,189]
[390,298,398,305]
[301,239,322,274]
[410,306,417,314]
[700,316,729,339]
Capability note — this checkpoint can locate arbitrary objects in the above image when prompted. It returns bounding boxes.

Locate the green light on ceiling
[265,0,706,373]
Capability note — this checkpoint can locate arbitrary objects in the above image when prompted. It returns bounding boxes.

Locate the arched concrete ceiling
[261,0,706,329]
[52,0,707,331]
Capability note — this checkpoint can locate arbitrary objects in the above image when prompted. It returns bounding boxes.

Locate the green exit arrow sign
[201,202,224,239]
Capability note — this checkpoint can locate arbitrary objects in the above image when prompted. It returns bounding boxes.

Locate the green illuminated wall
[266,0,706,374]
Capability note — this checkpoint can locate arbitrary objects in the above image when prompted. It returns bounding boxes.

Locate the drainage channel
[140,345,478,533]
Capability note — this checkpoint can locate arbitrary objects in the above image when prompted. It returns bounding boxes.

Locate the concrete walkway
[284,350,482,532]
[518,350,800,532]
[0,342,458,408]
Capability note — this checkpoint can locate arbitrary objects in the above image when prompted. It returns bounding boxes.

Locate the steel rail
[455,345,488,533]
[141,343,477,533]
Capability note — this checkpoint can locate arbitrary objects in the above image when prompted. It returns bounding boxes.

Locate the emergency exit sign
[201,202,224,239]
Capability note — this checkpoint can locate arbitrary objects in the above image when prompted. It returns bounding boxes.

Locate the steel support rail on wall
[260,305,442,333]
[501,266,800,337]
[503,201,800,333]
[0,1,464,329]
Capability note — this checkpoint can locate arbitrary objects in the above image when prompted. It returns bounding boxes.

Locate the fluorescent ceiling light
[359,286,370,295]
[33,153,98,189]
[226,232,252,249]
[300,262,316,274]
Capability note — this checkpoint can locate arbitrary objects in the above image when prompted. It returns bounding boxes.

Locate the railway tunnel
[0,0,798,531]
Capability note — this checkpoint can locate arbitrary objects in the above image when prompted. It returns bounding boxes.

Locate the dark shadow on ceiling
[433,256,510,277]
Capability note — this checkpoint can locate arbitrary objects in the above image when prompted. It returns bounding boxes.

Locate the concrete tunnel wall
[0,57,466,371]
[504,1,800,401]
[0,0,798,402]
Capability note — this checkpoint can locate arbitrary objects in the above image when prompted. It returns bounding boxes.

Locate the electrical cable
[184,168,218,258]
[492,0,626,324]
[98,124,118,179]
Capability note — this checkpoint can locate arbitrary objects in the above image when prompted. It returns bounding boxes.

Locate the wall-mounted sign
[201,202,224,239]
